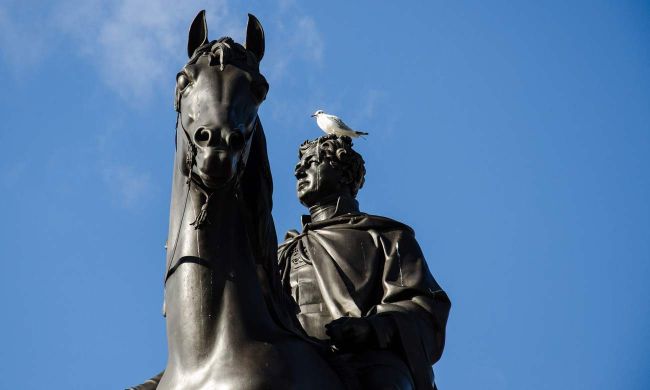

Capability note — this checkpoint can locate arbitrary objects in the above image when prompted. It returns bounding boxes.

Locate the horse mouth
[196,170,231,188]
[194,148,237,188]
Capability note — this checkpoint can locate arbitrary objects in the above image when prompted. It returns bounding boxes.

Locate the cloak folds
[278,213,451,390]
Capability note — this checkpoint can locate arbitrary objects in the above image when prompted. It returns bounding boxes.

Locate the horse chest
[162,261,295,389]
[160,337,292,390]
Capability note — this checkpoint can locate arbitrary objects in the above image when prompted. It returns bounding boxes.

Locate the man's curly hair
[298,134,366,197]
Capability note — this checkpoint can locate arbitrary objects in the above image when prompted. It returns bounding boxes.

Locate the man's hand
[325,316,375,352]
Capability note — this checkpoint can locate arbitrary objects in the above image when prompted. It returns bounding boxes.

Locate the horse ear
[245,13,265,62]
[188,10,209,58]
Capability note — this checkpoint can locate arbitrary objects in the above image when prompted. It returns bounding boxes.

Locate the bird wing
[326,114,355,131]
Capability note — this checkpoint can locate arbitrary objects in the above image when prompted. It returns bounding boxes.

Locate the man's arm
[370,230,450,362]
[323,228,449,360]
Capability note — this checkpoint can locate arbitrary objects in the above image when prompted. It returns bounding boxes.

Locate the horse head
[167,10,277,293]
[174,10,268,190]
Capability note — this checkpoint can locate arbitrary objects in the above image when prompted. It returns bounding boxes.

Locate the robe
[278,213,451,390]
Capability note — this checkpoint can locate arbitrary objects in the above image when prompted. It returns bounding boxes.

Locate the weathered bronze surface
[129,11,449,390]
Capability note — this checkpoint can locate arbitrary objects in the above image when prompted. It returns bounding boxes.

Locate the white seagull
[311,110,369,138]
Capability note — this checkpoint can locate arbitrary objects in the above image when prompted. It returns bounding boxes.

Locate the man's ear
[339,171,355,192]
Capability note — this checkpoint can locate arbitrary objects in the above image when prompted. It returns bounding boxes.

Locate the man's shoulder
[352,213,414,233]
[278,229,300,253]
[311,213,415,236]
[278,213,416,250]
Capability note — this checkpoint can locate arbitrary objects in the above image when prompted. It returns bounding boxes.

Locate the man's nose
[295,166,306,179]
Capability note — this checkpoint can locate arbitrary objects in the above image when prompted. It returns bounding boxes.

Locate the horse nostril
[226,131,245,151]
[194,128,212,145]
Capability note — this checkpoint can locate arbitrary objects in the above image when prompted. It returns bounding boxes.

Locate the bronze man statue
[278,135,451,390]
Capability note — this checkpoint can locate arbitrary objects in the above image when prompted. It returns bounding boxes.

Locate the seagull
[311,110,369,138]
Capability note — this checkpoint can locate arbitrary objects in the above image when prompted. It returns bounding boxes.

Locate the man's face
[295,148,346,207]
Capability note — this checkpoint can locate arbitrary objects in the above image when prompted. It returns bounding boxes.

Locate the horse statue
[142,11,346,390]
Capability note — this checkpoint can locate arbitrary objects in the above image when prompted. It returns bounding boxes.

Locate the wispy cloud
[264,3,325,83]
[293,16,324,63]
[53,0,241,103]
[1,1,325,105]
[353,88,397,140]
[102,164,152,208]
[0,5,49,73]
[359,89,387,121]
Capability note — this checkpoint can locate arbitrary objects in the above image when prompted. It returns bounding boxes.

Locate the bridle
[163,42,261,287]
[175,111,257,227]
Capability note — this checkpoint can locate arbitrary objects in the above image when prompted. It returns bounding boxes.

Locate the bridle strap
[163,113,258,286]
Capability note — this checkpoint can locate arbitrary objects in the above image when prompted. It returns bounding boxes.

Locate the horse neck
[165,165,282,352]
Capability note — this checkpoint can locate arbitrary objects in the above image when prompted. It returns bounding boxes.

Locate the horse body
[156,12,344,390]
[159,181,339,390]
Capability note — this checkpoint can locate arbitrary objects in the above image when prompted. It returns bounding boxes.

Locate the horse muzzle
[194,147,240,188]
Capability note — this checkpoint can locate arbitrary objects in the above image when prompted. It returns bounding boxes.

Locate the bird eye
[177,73,190,92]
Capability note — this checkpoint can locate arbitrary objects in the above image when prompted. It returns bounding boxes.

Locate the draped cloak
[278,213,451,390]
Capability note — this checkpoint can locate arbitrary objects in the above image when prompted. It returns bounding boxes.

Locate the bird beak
[310,114,316,117]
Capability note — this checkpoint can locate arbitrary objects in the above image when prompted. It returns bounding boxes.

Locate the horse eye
[177,73,190,91]
[250,80,268,103]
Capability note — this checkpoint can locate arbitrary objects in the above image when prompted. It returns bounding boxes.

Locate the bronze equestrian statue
[129,11,449,390]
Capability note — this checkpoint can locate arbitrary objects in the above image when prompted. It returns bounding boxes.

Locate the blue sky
[1,1,648,389]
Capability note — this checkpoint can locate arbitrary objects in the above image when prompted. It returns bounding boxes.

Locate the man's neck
[307,195,360,223]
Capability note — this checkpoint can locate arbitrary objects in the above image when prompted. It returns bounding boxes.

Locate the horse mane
[239,120,301,328]
[240,120,277,281]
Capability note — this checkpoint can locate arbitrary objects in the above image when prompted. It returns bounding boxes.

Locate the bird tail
[355,131,369,136]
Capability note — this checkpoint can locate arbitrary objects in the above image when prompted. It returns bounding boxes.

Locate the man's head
[294,135,365,207]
